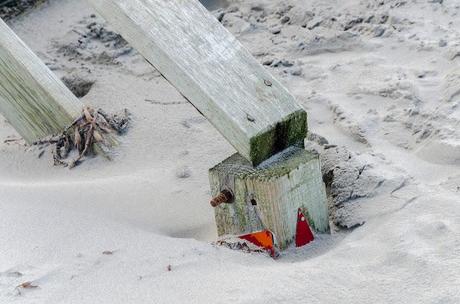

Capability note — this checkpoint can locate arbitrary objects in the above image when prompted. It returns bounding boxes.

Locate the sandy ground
[0,0,459,303]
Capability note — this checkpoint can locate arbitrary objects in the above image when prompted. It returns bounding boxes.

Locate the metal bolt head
[210,189,233,207]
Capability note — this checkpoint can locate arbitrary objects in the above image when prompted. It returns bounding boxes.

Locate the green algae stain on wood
[209,148,330,250]
[249,110,307,166]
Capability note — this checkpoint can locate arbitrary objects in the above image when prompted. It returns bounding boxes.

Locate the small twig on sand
[145,99,187,106]
[3,138,22,144]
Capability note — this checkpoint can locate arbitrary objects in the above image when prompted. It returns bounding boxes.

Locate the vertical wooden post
[0,19,82,144]
[209,148,329,250]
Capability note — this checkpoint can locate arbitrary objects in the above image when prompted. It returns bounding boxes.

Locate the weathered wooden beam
[87,0,307,165]
[209,148,329,250]
[0,19,82,144]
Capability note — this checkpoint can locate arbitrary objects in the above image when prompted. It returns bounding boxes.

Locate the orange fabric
[239,230,275,256]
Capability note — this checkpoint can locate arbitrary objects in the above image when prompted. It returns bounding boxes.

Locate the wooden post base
[209,147,329,250]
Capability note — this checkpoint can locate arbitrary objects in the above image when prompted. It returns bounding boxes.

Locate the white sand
[0,0,459,303]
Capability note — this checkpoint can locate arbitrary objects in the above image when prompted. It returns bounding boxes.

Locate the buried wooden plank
[87,0,307,165]
[0,18,82,144]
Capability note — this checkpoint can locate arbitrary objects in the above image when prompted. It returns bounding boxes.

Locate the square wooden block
[209,147,329,250]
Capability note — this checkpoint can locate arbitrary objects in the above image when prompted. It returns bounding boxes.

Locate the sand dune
[1,0,459,303]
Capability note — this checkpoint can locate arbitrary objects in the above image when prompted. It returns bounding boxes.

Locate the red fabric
[295,208,314,247]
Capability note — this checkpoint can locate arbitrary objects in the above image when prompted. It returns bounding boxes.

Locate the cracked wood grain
[0,19,82,144]
[87,0,307,165]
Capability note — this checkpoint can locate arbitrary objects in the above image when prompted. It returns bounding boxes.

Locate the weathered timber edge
[87,0,308,165]
[250,110,307,166]
[0,19,82,143]
[209,146,318,180]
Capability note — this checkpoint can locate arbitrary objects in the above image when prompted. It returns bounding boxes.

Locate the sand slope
[0,0,459,303]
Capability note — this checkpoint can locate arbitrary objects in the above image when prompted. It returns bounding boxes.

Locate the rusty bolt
[210,189,233,207]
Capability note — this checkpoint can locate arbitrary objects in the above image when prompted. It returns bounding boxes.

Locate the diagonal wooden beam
[0,18,82,144]
[87,0,307,165]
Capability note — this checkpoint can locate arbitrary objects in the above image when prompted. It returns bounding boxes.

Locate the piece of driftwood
[0,19,82,144]
[209,147,329,250]
[87,0,307,165]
